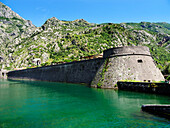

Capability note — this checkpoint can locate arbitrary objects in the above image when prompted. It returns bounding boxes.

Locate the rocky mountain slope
[0,2,169,77]
[0,2,36,68]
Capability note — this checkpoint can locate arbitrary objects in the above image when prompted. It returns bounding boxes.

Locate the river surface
[0,79,170,128]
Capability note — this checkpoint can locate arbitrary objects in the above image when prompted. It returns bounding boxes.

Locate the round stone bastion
[103,46,151,58]
[91,46,165,88]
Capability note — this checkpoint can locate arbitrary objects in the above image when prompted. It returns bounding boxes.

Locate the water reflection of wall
[1,80,170,127]
[0,79,10,88]
[117,90,170,106]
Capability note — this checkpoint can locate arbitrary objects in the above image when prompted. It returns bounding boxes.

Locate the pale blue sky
[1,0,170,26]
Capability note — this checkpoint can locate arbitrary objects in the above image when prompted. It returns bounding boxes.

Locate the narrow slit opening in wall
[137,59,143,63]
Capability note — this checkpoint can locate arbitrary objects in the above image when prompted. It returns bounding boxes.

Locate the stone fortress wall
[8,58,105,85]
[8,46,165,88]
[91,46,165,88]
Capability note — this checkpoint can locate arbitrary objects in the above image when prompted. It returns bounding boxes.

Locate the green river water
[0,79,170,128]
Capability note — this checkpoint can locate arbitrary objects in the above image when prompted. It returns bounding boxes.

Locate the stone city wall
[8,58,105,85]
[8,46,165,88]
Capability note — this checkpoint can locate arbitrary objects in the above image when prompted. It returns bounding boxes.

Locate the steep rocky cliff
[0,2,169,76]
[0,2,36,68]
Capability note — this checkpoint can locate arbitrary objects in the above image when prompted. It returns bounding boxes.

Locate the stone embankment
[117,81,170,95]
[141,104,170,119]
[7,46,165,88]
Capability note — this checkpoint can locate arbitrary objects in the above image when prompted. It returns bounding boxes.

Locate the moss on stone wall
[97,58,109,87]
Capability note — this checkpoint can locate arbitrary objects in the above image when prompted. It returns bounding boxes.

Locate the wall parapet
[103,46,151,58]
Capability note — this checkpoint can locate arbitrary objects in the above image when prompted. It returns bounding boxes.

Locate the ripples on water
[0,79,170,127]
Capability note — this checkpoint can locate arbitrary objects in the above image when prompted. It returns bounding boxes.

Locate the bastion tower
[8,46,165,89]
[91,46,165,88]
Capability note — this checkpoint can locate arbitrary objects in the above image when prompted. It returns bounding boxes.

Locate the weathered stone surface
[8,58,105,85]
[91,46,164,88]
[103,46,151,58]
[8,46,165,89]
[142,104,170,119]
[0,2,23,19]
[118,82,170,95]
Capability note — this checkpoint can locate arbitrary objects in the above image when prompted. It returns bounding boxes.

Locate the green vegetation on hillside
[0,2,169,77]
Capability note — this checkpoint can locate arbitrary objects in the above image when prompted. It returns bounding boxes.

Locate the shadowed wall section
[8,58,105,85]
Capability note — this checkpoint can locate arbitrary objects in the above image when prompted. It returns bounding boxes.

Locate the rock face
[0,2,35,27]
[0,2,36,69]
[0,2,169,76]
[0,2,23,19]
